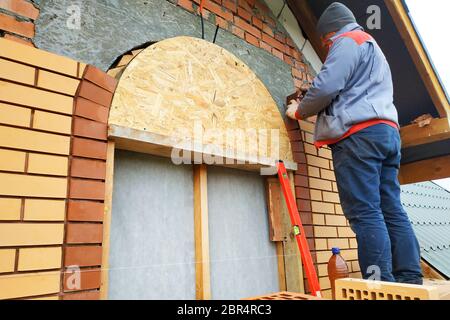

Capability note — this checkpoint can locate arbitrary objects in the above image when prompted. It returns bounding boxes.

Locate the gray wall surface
[34,0,294,114]
[207,166,279,299]
[109,150,195,300]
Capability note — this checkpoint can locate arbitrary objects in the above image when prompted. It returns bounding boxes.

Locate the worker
[286,2,423,284]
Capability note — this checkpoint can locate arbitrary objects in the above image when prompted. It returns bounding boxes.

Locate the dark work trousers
[330,123,423,284]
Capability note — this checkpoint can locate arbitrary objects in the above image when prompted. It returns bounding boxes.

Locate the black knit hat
[316,2,357,37]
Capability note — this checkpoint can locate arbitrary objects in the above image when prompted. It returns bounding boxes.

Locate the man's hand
[286,99,300,120]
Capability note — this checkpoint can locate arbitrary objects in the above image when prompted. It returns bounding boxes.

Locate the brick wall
[0,38,116,300]
[0,0,39,46]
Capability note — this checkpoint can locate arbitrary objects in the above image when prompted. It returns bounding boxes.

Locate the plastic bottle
[327,247,349,299]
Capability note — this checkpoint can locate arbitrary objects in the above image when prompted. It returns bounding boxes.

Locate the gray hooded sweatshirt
[297,2,399,145]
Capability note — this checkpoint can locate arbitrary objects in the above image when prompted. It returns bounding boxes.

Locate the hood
[316,2,357,37]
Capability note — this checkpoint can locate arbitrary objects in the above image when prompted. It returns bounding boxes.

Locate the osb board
[109,36,294,166]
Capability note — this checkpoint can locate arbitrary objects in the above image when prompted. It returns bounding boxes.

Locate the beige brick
[310,189,322,201]
[312,214,325,225]
[315,239,328,250]
[0,58,35,85]
[0,173,67,198]
[317,263,328,277]
[307,165,320,178]
[330,161,334,170]
[0,223,64,246]
[332,182,338,192]
[338,226,356,238]
[335,204,344,215]
[18,247,62,271]
[327,238,350,249]
[0,249,15,272]
[306,155,329,169]
[27,295,60,300]
[321,289,332,300]
[319,276,331,290]
[299,120,315,133]
[0,125,70,155]
[325,214,347,226]
[0,271,60,299]
[0,149,26,172]
[0,80,73,115]
[37,70,80,96]
[351,261,360,272]
[309,178,332,191]
[314,226,338,238]
[347,262,353,272]
[322,191,340,203]
[335,278,441,300]
[312,201,335,214]
[318,148,332,159]
[304,143,317,155]
[0,198,21,220]
[340,249,358,261]
[316,250,332,263]
[27,153,68,176]
[24,199,65,221]
[0,103,31,127]
[0,38,78,77]
[33,111,72,134]
[304,132,314,144]
[320,168,336,181]
[349,238,358,248]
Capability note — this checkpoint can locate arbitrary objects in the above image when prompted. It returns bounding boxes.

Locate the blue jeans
[330,124,423,284]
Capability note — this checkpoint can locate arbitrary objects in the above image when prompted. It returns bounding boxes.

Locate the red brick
[178,0,194,12]
[296,187,310,200]
[284,117,299,131]
[272,48,283,60]
[237,7,251,22]
[264,15,276,28]
[202,0,233,21]
[234,16,260,38]
[262,23,273,37]
[75,97,109,123]
[3,33,33,46]
[294,78,304,89]
[259,41,271,53]
[286,37,295,48]
[292,67,303,79]
[69,179,105,200]
[231,25,244,39]
[293,152,306,164]
[284,55,293,66]
[215,15,228,29]
[68,200,104,222]
[299,211,313,225]
[62,291,100,300]
[0,0,39,20]
[223,0,237,13]
[78,81,113,108]
[66,223,103,244]
[238,0,252,11]
[63,268,101,291]
[262,33,285,52]
[297,199,311,212]
[291,141,304,153]
[252,16,263,29]
[292,49,302,60]
[72,137,107,160]
[295,164,308,176]
[73,117,107,140]
[294,175,308,187]
[71,157,106,180]
[0,12,34,38]
[275,32,285,43]
[303,225,314,239]
[287,128,302,142]
[65,246,103,267]
[245,32,259,47]
[83,65,117,93]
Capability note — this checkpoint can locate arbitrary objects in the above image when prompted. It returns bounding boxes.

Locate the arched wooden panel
[109,36,295,170]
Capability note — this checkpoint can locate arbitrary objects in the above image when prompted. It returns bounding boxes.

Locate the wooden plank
[193,164,211,300]
[286,0,327,62]
[100,141,115,300]
[109,36,294,165]
[399,154,450,184]
[266,178,285,241]
[276,242,287,292]
[421,259,446,280]
[385,0,450,118]
[400,117,450,148]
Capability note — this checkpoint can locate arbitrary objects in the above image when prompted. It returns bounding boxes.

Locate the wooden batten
[400,117,450,148]
[399,154,450,184]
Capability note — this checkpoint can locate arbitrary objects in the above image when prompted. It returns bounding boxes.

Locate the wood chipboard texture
[109,36,293,165]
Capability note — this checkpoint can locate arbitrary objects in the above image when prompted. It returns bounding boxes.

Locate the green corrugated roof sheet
[401,181,450,278]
